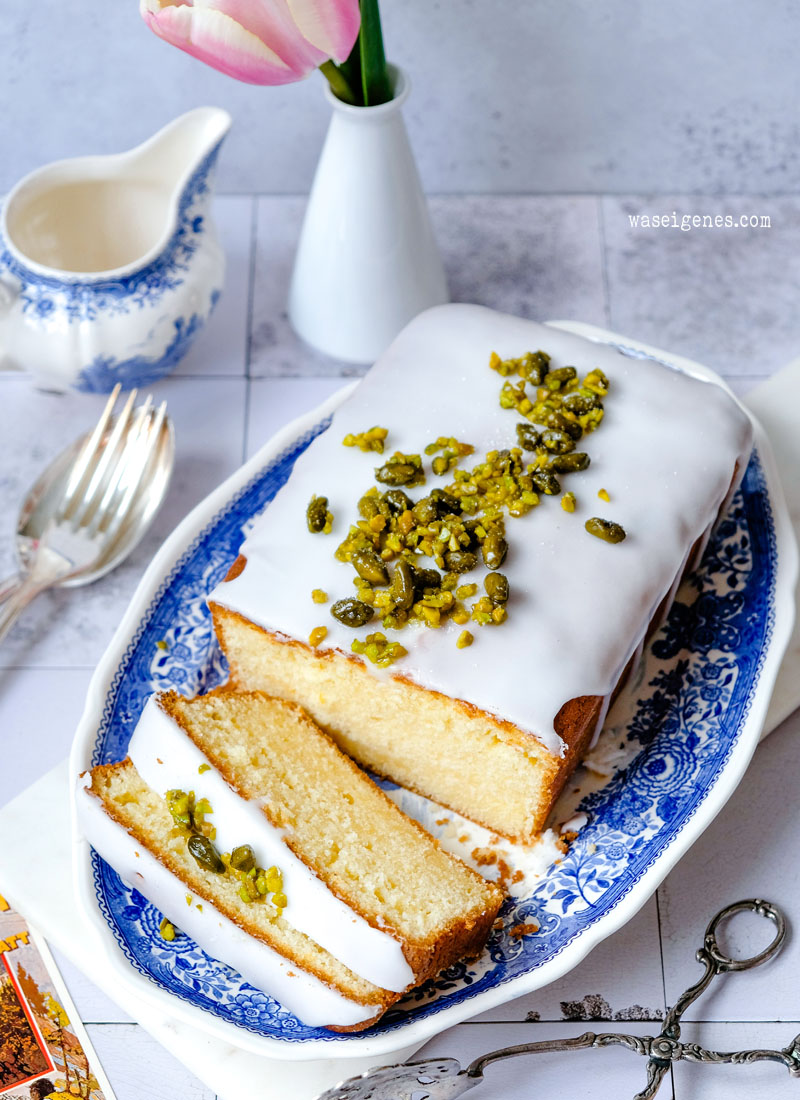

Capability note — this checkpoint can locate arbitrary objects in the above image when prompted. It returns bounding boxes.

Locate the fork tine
[62,383,122,511]
[91,397,153,534]
[101,401,169,544]
[68,389,139,528]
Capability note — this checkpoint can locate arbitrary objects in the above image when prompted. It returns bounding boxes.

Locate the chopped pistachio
[351,631,408,668]
[585,516,626,543]
[375,451,425,487]
[342,425,389,453]
[159,918,176,942]
[198,763,211,775]
[456,630,474,649]
[425,436,475,475]
[456,583,478,599]
[306,495,333,534]
[311,588,328,604]
[561,491,577,513]
[598,488,610,502]
[309,625,328,647]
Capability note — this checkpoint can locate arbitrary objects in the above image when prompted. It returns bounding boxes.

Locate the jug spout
[131,106,232,214]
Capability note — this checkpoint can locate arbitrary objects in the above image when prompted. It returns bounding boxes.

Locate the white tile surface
[246,377,348,459]
[602,195,800,380]
[670,1023,800,1098]
[174,196,254,378]
[659,711,800,1024]
[432,195,608,328]
[0,667,90,799]
[50,946,134,1026]
[250,197,361,378]
[85,1024,215,1100]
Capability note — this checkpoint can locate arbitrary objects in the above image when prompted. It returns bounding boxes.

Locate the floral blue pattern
[75,312,209,393]
[84,389,778,1044]
[0,144,223,323]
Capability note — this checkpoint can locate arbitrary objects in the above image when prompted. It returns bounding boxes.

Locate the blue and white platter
[70,324,797,1060]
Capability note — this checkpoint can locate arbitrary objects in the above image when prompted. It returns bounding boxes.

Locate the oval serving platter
[70,325,797,1060]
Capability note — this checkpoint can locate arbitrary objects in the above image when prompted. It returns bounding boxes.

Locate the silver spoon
[0,388,175,641]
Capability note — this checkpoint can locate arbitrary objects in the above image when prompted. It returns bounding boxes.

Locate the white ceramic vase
[288,65,448,364]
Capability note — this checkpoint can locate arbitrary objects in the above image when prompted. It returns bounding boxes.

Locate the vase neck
[324,63,409,122]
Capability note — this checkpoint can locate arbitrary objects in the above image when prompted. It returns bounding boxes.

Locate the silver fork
[0,386,172,645]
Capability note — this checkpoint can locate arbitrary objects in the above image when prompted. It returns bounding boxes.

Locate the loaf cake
[77,689,503,1031]
[209,305,754,841]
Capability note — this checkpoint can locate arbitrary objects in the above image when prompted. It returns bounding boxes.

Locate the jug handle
[0,276,23,374]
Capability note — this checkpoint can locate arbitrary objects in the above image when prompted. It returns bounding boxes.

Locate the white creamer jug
[0,107,231,392]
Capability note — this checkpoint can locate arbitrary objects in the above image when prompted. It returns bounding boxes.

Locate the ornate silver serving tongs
[319,899,800,1100]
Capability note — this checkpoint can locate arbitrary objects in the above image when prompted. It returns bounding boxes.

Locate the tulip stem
[319,60,358,105]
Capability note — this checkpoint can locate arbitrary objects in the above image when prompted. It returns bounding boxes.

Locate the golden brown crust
[157,687,504,984]
[210,599,563,762]
[86,761,394,1012]
[210,600,571,839]
[225,554,248,582]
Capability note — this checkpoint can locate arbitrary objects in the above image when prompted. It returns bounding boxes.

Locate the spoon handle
[0,576,48,645]
[0,574,23,606]
[0,549,70,645]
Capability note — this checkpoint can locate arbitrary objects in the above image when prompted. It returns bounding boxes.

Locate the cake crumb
[511,869,524,885]
[510,922,539,940]
[458,833,469,843]
[435,817,450,826]
[471,847,498,867]
[492,918,505,931]
[496,858,513,890]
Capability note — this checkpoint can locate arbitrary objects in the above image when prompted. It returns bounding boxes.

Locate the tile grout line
[654,889,669,1012]
[242,196,259,460]
[242,375,251,466]
[81,1017,800,1027]
[244,195,259,383]
[654,889,676,1098]
[596,196,613,330]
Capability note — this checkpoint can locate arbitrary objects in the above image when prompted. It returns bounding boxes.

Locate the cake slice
[77,689,503,1031]
[209,304,754,841]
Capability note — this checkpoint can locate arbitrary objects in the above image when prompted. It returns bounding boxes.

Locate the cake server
[318,899,799,1100]
[0,384,174,643]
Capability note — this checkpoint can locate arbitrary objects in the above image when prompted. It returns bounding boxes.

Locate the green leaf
[358,0,392,106]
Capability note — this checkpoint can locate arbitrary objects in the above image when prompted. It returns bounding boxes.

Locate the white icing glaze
[127,695,414,992]
[209,305,753,757]
[75,775,376,1029]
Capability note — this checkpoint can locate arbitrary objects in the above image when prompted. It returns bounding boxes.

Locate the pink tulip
[140,0,361,86]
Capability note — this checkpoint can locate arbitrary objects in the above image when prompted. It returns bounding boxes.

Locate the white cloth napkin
[1,362,798,1100]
